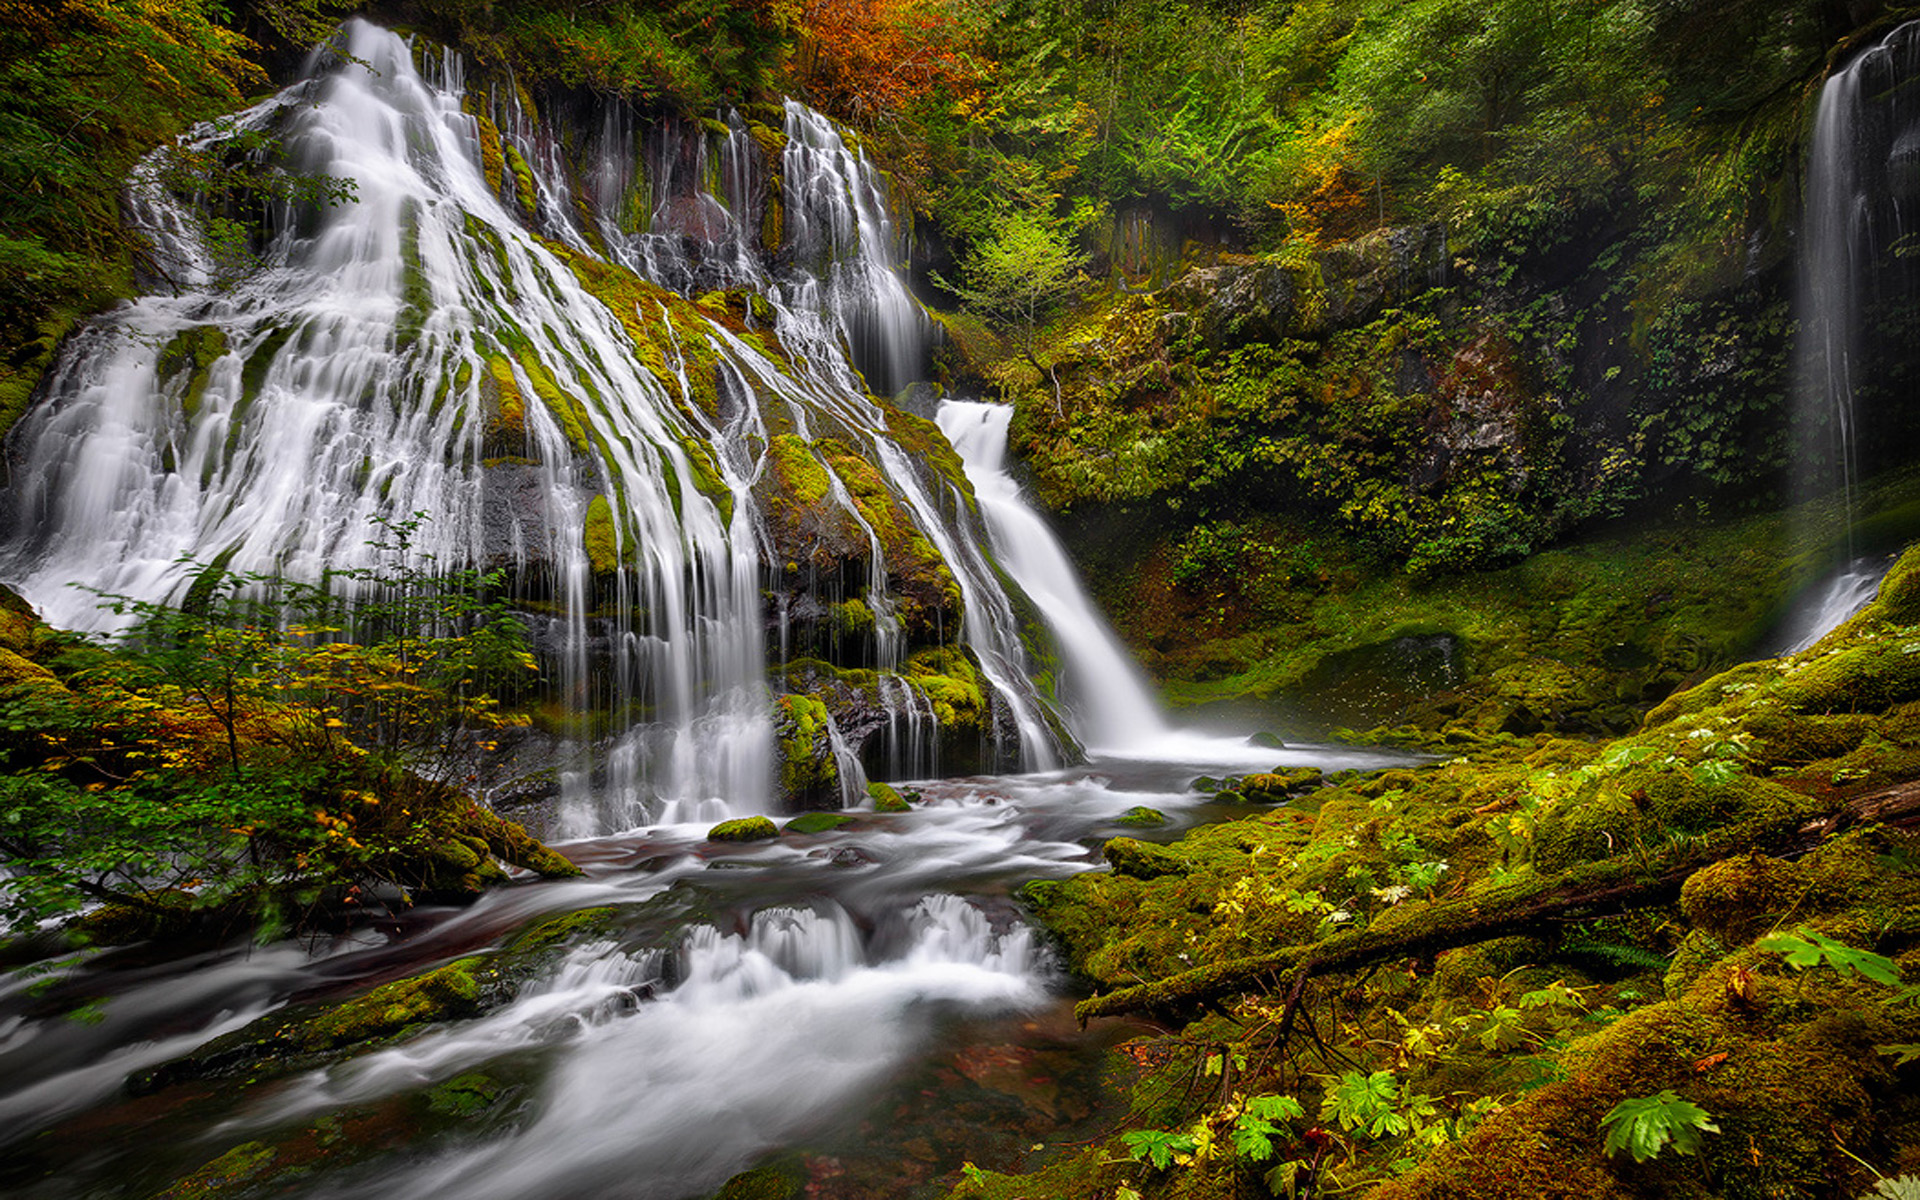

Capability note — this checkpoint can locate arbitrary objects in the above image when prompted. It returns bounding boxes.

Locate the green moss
[1235,768,1321,801]
[709,816,779,842]
[512,344,593,456]
[481,354,528,457]
[784,811,855,834]
[156,325,228,419]
[1116,805,1168,827]
[867,781,910,812]
[457,805,581,880]
[0,305,84,445]
[502,142,538,216]
[228,324,296,463]
[153,1140,276,1200]
[462,212,518,304]
[305,957,489,1046]
[767,433,832,507]
[583,493,621,575]
[712,1159,804,1200]
[475,114,505,195]
[507,907,617,953]
[775,692,841,809]
[395,199,431,351]
[426,1071,504,1116]
[903,646,987,727]
[1103,836,1190,879]
[677,437,734,526]
[820,439,964,637]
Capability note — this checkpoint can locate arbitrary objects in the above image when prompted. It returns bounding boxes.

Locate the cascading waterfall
[938,401,1168,749]
[0,20,1065,832]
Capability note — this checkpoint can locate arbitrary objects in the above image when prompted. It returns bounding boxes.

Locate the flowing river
[0,745,1406,1200]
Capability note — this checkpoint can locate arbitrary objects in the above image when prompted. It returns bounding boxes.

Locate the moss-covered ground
[954,545,1920,1200]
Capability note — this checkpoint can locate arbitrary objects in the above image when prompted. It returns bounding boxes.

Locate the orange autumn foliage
[793,0,982,126]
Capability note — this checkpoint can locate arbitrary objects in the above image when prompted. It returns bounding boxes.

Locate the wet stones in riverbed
[710,1158,806,1200]
[1115,805,1168,828]
[1194,766,1323,804]
[129,907,628,1096]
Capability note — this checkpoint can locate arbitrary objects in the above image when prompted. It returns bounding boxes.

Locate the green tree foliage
[0,519,536,935]
[935,205,1089,396]
[408,0,793,105]
[0,0,263,348]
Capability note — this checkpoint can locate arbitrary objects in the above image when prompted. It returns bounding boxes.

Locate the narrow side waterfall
[0,20,1067,833]
[938,400,1168,749]
[1767,551,1896,655]
[1780,21,1920,650]
[1796,20,1920,536]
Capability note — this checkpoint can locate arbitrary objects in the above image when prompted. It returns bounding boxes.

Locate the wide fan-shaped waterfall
[0,20,1061,834]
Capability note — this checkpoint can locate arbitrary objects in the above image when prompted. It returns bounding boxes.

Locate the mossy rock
[152,1140,277,1200]
[156,324,227,419]
[711,1158,805,1200]
[709,816,779,842]
[784,811,854,835]
[1663,928,1730,999]
[774,692,842,811]
[867,781,910,812]
[502,142,538,215]
[1237,768,1322,801]
[1429,936,1549,1004]
[1116,805,1168,827]
[304,956,490,1045]
[1771,636,1920,713]
[582,493,624,575]
[475,114,505,195]
[426,1070,506,1117]
[1103,837,1189,880]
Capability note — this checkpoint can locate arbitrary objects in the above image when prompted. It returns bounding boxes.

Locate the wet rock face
[1163,260,1310,348]
[1161,223,1448,349]
[1416,332,1540,490]
[1317,223,1450,328]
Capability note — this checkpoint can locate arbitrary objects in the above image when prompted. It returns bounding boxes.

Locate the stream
[0,744,1407,1200]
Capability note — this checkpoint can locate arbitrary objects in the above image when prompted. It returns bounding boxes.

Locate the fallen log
[1075,784,1920,1024]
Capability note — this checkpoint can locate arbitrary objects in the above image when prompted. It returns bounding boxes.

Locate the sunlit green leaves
[1120,1127,1198,1171]
[1758,927,1903,987]
[1599,1090,1720,1162]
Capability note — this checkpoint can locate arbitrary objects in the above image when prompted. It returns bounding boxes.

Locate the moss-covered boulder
[711,1159,806,1200]
[784,811,854,835]
[774,692,842,811]
[867,781,911,812]
[1103,836,1189,880]
[709,816,779,842]
[1236,768,1321,802]
[1116,805,1168,827]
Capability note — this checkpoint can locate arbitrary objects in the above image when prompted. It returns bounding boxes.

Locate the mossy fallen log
[1075,783,1920,1023]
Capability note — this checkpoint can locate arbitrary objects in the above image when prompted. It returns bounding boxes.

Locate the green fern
[1559,937,1670,973]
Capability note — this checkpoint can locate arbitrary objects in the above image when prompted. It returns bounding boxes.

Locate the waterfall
[937,401,1168,750]
[0,20,1065,831]
[1796,21,1920,543]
